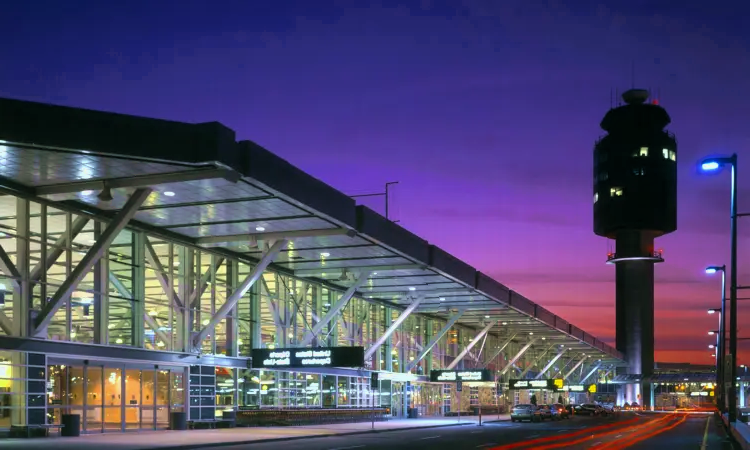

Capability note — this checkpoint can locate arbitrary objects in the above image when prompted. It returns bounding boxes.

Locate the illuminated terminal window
[594,192,599,203]
[610,187,623,197]
[633,168,644,176]
[639,147,649,157]
[662,148,676,161]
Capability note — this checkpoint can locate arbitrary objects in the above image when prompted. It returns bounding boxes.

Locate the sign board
[371,372,379,389]
[563,385,586,392]
[251,347,364,369]
[457,381,463,392]
[508,379,561,391]
[588,384,597,394]
[429,369,493,382]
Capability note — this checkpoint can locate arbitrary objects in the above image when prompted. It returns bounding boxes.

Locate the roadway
[196,413,737,450]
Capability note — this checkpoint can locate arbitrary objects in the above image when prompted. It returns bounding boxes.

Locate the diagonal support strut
[365,296,423,361]
[447,319,497,370]
[405,307,466,373]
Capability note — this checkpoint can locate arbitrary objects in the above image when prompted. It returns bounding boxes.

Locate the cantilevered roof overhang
[0,97,625,366]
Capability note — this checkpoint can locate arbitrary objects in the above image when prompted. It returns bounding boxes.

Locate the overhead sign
[588,384,597,394]
[508,379,562,391]
[563,385,586,392]
[251,347,364,369]
[430,369,493,382]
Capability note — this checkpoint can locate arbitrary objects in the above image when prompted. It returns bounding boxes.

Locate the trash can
[61,414,80,437]
[170,411,187,430]
[408,408,419,419]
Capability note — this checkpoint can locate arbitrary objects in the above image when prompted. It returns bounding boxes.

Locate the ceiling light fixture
[97,184,113,202]
[81,190,93,196]
[163,191,175,197]
[439,297,445,301]
[408,287,416,291]
[320,252,330,257]
[255,226,266,232]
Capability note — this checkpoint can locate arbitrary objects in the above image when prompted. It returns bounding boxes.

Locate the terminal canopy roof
[0,98,625,366]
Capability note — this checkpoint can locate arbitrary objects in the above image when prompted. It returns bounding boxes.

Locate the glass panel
[85,366,103,433]
[103,366,122,431]
[170,370,184,413]
[141,369,155,430]
[124,369,140,430]
[322,375,336,408]
[156,370,169,429]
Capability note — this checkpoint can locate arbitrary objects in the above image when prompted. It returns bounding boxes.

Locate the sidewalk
[0,415,511,450]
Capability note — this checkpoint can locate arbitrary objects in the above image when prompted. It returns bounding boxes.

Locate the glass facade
[0,192,604,433]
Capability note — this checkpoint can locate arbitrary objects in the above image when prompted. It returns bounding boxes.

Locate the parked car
[577,404,602,416]
[565,404,576,416]
[551,403,570,419]
[510,404,542,422]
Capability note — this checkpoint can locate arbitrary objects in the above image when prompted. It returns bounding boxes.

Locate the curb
[143,422,476,450]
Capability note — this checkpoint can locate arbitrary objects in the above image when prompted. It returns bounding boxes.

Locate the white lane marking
[527,434,540,438]
[476,444,497,448]
[615,434,622,438]
[329,446,365,450]
[590,443,602,447]
[417,435,441,440]
[471,431,483,434]
[558,429,567,433]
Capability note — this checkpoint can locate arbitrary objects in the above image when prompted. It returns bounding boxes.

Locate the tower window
[669,150,676,161]
[663,148,676,161]
[598,171,608,181]
[633,168,644,176]
[662,148,669,159]
[594,192,599,203]
[610,187,623,197]
[639,147,649,157]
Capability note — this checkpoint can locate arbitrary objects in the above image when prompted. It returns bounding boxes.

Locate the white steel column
[520,343,555,378]
[33,188,152,336]
[499,338,539,376]
[193,239,287,348]
[535,347,567,379]
[564,356,589,380]
[447,320,497,370]
[405,307,466,372]
[300,271,370,346]
[580,363,602,384]
[481,333,518,369]
[365,296,423,361]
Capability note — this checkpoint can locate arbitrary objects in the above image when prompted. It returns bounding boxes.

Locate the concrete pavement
[0,415,511,450]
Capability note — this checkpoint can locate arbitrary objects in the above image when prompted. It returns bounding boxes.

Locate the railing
[236,408,391,427]
[606,251,664,262]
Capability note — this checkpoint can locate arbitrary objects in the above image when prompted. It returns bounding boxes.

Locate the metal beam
[520,343,555,378]
[196,228,355,245]
[500,338,539,376]
[109,271,171,345]
[0,311,11,335]
[406,308,466,372]
[365,296,423,361]
[36,167,238,196]
[0,244,20,292]
[33,188,152,335]
[295,264,422,277]
[535,347,567,379]
[189,257,224,306]
[580,363,602,384]
[144,237,184,309]
[447,319,497,370]
[193,239,287,348]
[30,216,89,285]
[481,333,518,369]
[564,356,589,380]
[300,271,370,347]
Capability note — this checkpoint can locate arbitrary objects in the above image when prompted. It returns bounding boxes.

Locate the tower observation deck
[593,88,677,406]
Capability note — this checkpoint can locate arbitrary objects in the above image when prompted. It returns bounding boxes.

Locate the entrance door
[47,359,185,433]
[391,382,404,417]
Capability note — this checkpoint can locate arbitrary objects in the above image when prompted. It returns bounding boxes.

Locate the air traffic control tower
[593,89,677,407]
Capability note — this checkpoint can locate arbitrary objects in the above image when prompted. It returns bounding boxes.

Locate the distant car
[511,404,542,422]
[565,404,576,416]
[538,404,554,421]
[577,404,602,416]
[551,403,570,420]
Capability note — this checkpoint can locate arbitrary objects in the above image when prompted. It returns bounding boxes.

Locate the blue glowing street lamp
[699,154,738,424]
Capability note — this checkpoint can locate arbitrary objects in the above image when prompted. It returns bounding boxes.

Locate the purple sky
[3,0,750,363]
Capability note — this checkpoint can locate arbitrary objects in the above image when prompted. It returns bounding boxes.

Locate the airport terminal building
[0,98,624,434]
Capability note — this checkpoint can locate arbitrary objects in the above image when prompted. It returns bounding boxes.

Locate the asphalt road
[199,414,634,450]
[195,412,740,450]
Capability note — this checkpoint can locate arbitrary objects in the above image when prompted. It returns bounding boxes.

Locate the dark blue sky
[2,0,749,362]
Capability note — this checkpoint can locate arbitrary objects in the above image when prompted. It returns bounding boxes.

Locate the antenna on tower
[631,60,635,88]
[610,88,613,109]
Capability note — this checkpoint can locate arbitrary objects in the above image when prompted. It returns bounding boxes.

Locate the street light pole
[729,153,738,423]
[700,153,739,424]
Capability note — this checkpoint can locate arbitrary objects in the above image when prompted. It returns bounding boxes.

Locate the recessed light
[163,191,175,197]
[373,272,378,275]
[81,190,93,196]
[255,226,266,232]
[320,252,330,257]
[502,322,508,325]
[439,297,445,301]
[323,303,331,307]
[485,315,490,319]
[408,287,416,291]
[529,332,534,335]
[542,337,546,340]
